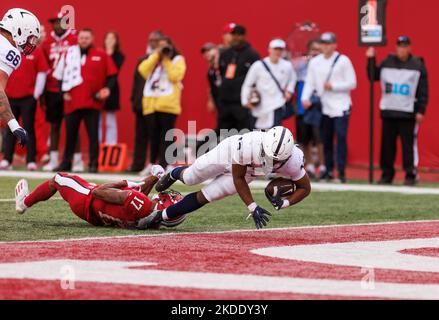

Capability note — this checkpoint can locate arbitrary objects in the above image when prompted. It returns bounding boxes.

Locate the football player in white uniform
[0,8,41,147]
[142,126,311,229]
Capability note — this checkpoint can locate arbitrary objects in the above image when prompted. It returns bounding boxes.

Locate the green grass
[1,177,439,241]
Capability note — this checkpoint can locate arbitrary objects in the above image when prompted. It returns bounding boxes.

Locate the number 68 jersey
[0,33,21,76]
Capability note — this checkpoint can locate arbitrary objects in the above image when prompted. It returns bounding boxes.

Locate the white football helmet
[262,126,295,162]
[0,8,41,55]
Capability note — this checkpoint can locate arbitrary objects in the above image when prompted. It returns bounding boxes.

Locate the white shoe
[40,154,50,165]
[0,159,11,170]
[42,162,57,172]
[139,163,153,176]
[15,179,29,214]
[72,160,85,173]
[27,162,37,171]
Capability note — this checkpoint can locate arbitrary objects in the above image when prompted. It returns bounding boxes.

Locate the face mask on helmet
[153,190,183,211]
[18,34,38,55]
[260,146,291,175]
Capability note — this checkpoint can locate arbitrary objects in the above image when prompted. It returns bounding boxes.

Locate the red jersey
[5,47,50,99]
[91,188,153,228]
[64,47,117,114]
[53,173,153,227]
[41,29,78,93]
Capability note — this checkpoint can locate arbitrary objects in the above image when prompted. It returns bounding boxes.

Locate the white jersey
[0,34,21,76]
[230,131,306,181]
[182,131,306,202]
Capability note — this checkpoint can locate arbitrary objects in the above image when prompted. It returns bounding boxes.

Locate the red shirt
[5,47,50,99]
[41,29,78,93]
[90,189,153,228]
[64,47,117,114]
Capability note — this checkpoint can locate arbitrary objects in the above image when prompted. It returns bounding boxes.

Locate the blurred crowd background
[0,0,437,184]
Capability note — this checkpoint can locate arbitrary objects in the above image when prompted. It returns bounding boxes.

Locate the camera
[161,46,173,56]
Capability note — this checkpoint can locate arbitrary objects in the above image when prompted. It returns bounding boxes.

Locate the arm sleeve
[240,62,259,106]
[286,63,297,94]
[33,72,47,99]
[138,52,160,80]
[106,75,117,91]
[161,55,187,83]
[367,57,381,81]
[414,61,429,114]
[330,57,357,92]
[301,61,315,102]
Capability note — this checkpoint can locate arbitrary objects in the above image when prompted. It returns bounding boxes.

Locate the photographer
[241,39,296,130]
[138,36,186,169]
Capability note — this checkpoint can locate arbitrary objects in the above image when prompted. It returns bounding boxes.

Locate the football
[265,177,296,198]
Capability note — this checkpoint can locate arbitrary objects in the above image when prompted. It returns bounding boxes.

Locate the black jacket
[104,51,125,111]
[367,54,428,119]
[130,54,149,114]
[218,42,260,105]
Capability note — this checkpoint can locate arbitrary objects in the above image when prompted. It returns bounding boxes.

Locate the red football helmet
[153,190,186,228]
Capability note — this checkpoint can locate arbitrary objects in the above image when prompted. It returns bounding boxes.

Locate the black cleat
[155,171,177,192]
[136,210,163,230]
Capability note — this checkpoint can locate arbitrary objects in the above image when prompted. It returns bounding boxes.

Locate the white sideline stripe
[0,197,62,203]
[1,219,439,245]
[1,170,438,195]
[0,259,438,299]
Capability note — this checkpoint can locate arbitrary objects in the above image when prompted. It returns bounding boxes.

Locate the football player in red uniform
[14,165,185,229]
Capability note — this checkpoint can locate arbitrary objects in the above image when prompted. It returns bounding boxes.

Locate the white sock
[161,209,168,221]
[73,153,82,163]
[49,151,59,165]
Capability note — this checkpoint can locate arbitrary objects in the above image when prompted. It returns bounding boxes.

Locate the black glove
[250,206,271,229]
[265,189,284,211]
[13,127,28,147]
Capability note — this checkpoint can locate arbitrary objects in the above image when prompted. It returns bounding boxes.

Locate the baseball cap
[320,32,337,44]
[269,39,286,49]
[200,42,216,54]
[231,24,246,35]
[223,22,236,34]
[397,35,411,46]
[48,11,65,22]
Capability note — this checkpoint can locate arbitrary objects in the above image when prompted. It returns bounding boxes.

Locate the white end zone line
[1,219,439,245]
[1,170,438,195]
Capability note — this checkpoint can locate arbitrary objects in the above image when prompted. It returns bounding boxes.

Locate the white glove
[151,165,165,178]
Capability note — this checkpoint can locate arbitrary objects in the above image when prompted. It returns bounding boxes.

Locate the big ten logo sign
[385,82,411,96]
[98,143,128,173]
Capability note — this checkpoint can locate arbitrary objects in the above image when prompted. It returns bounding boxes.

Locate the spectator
[128,30,164,173]
[40,11,80,171]
[218,24,260,133]
[293,39,325,180]
[100,31,125,144]
[201,42,221,138]
[367,36,429,186]
[221,23,235,51]
[241,38,296,129]
[56,28,118,172]
[0,43,49,170]
[138,35,186,170]
[302,32,357,183]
